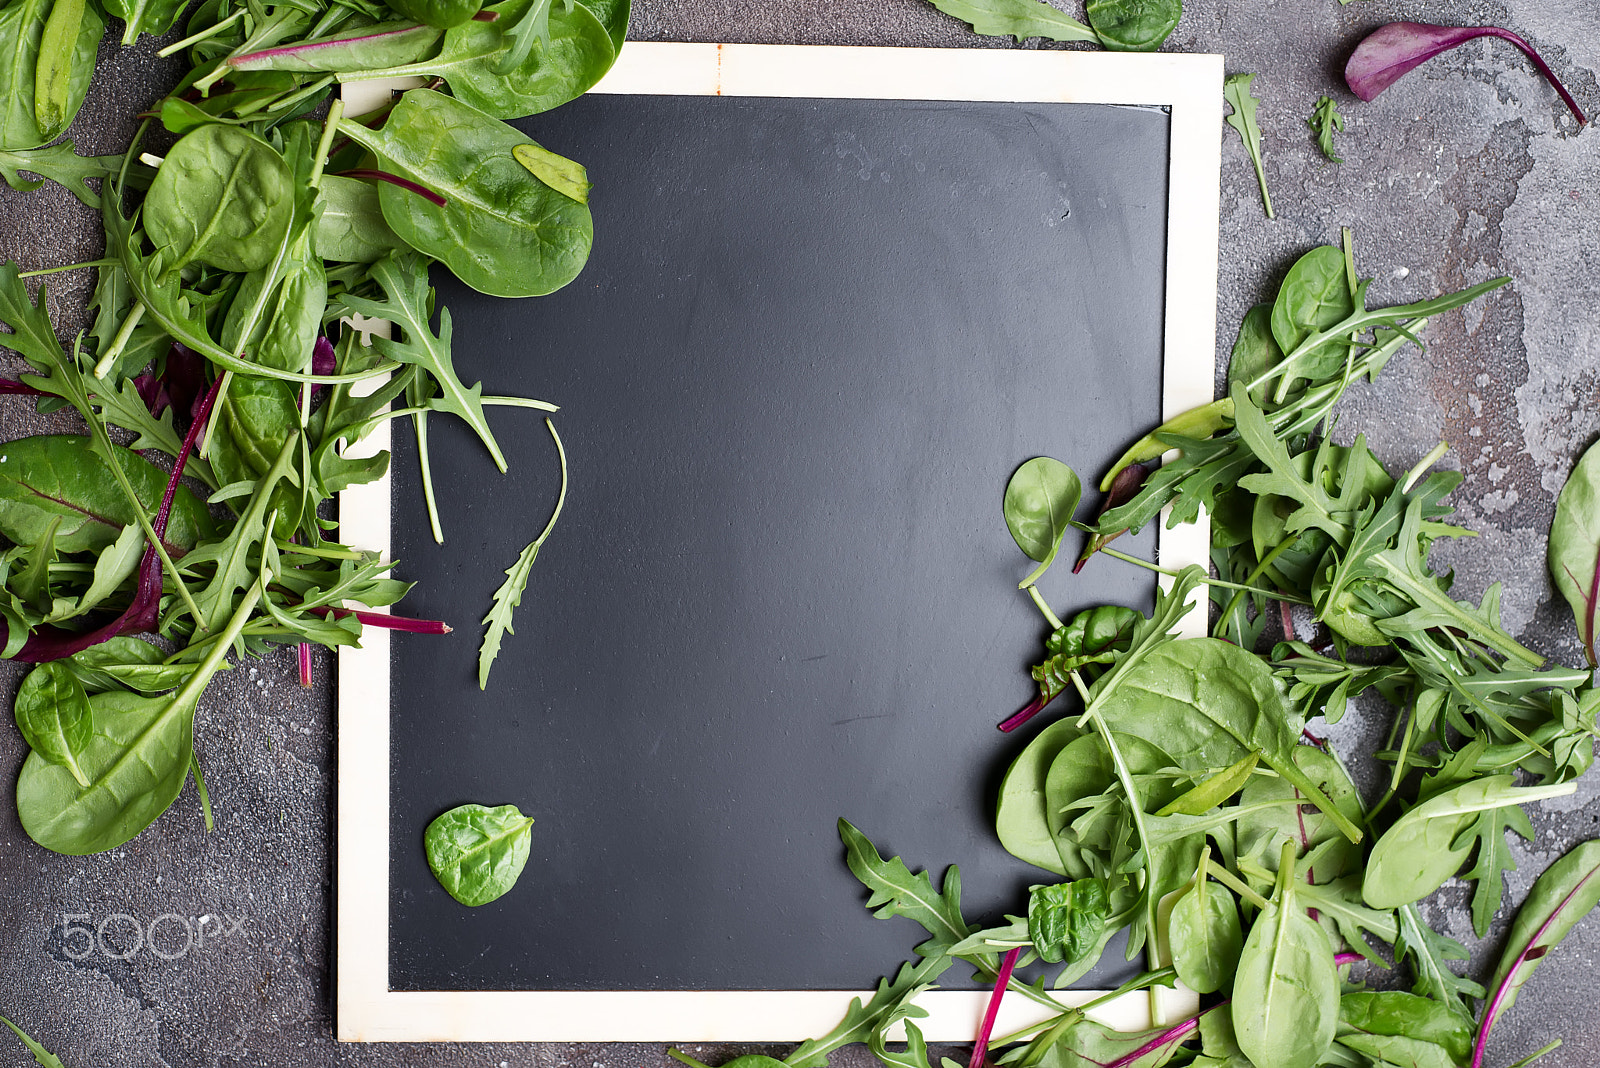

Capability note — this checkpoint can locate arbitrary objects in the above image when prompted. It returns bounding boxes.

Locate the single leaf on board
[922,0,1099,44]
[838,819,973,953]
[513,140,591,204]
[996,717,1082,875]
[13,661,93,787]
[1549,438,1600,666]
[1223,73,1273,219]
[423,802,536,906]
[479,419,567,689]
[1004,456,1081,586]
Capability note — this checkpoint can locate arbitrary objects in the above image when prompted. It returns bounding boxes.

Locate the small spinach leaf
[424,802,537,906]
[1085,0,1180,53]
[144,125,296,274]
[1004,456,1081,587]
[1549,437,1600,666]
[14,661,93,788]
[1027,878,1107,965]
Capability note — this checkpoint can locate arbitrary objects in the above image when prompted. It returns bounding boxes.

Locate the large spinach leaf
[0,435,216,555]
[144,124,296,274]
[1549,437,1600,666]
[335,90,594,297]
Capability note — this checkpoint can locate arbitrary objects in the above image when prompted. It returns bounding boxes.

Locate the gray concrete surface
[2,0,1597,1065]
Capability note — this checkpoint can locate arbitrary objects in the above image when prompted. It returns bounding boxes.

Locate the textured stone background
[1,0,1597,1065]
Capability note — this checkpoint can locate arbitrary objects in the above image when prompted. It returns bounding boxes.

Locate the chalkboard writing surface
[337,43,1222,1042]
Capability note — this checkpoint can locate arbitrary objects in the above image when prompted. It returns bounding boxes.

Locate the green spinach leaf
[1004,456,1081,587]
[1549,437,1600,666]
[14,661,93,788]
[423,802,536,906]
[144,125,296,274]
[1084,0,1180,52]
[922,0,1099,44]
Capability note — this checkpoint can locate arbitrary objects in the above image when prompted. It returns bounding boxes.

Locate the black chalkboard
[383,91,1170,992]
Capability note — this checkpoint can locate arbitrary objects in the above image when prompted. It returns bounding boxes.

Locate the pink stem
[298,642,314,688]
[999,693,1049,733]
[1103,1011,1205,1068]
[1475,27,1588,125]
[1335,951,1365,966]
[0,378,50,396]
[307,605,452,634]
[969,947,1022,1068]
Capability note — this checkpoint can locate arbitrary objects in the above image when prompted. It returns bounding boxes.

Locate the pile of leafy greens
[0,0,620,856]
[792,236,1600,1068]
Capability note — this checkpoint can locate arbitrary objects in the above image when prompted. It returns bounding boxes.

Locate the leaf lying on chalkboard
[923,0,1100,45]
[424,802,536,906]
[478,419,569,689]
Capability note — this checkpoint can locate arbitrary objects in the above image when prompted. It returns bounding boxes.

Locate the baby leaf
[838,819,973,953]
[1337,992,1472,1066]
[1154,751,1257,817]
[335,90,594,298]
[0,0,101,150]
[1225,304,1280,407]
[1362,776,1574,910]
[996,717,1082,875]
[424,802,536,906]
[513,141,591,204]
[1168,863,1243,993]
[1026,878,1107,964]
[1270,245,1354,374]
[1100,399,1234,493]
[1457,802,1535,937]
[1345,22,1587,127]
[922,0,1099,45]
[16,582,261,855]
[144,125,296,274]
[1478,839,1600,1058]
[1395,903,1484,1014]
[1084,0,1180,52]
[384,0,483,27]
[1548,438,1600,666]
[1003,456,1081,587]
[229,20,445,72]
[340,0,615,119]
[14,661,93,788]
[1232,842,1338,1068]
[1307,96,1345,163]
[315,175,408,264]
[0,141,120,208]
[1223,73,1273,220]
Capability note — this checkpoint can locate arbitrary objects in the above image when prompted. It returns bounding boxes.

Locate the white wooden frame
[336,41,1222,1044]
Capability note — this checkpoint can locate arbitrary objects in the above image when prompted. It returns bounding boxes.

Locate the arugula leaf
[1223,73,1273,219]
[0,141,118,207]
[0,1015,67,1068]
[479,419,567,689]
[1308,95,1345,162]
[783,956,952,1068]
[838,819,974,955]
[922,0,1100,44]
[1456,802,1536,938]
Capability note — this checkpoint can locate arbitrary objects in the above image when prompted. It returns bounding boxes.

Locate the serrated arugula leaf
[1296,876,1397,962]
[0,141,120,208]
[1454,802,1535,938]
[782,955,952,1068]
[336,252,507,472]
[838,818,974,954]
[1224,73,1273,219]
[1308,96,1345,163]
[0,1015,67,1068]
[924,0,1099,44]
[1394,903,1484,1017]
[478,419,566,690]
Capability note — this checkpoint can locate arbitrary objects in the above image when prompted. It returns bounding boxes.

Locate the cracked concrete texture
[2,0,1598,1066]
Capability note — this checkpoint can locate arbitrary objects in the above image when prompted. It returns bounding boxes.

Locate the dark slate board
[384,92,1170,992]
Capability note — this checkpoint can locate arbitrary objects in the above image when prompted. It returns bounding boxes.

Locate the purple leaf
[312,336,337,377]
[0,378,49,396]
[1073,462,1150,574]
[1345,22,1587,126]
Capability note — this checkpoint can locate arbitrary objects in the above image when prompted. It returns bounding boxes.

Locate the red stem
[1103,1010,1206,1068]
[307,605,452,634]
[969,947,1022,1068]
[298,642,314,688]
[334,169,447,207]
[999,693,1049,733]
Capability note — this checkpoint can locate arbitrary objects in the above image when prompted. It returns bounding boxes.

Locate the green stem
[310,97,344,188]
[1028,585,1064,631]
[483,395,560,411]
[1212,535,1300,639]
[157,9,244,55]
[1205,861,1270,910]
[93,300,145,378]
[1100,546,1312,605]
[19,258,116,278]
